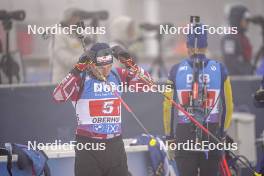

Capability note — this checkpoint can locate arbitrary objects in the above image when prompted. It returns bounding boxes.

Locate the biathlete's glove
[112,46,136,69]
[70,51,96,76]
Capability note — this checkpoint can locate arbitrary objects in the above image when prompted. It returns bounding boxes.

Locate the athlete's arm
[112,45,152,85]
[52,72,82,102]
[221,65,234,130]
[163,64,178,136]
[115,65,151,85]
[163,80,174,136]
[53,53,93,102]
[223,77,233,129]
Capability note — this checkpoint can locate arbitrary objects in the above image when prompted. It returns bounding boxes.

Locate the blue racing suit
[163,54,233,176]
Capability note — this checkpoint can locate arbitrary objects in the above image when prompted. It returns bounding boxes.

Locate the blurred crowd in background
[0,0,264,84]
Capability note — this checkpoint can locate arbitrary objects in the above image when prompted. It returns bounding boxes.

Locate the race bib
[89,99,121,116]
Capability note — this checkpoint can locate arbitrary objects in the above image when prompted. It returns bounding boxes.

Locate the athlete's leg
[103,136,128,176]
[175,152,199,176]
[74,135,103,176]
[199,153,220,176]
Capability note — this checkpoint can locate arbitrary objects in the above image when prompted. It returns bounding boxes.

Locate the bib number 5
[102,101,114,114]
[89,99,120,116]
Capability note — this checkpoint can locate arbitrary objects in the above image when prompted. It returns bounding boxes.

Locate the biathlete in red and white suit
[53,43,151,176]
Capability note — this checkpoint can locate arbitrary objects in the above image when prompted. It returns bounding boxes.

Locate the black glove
[70,51,96,75]
[112,45,135,68]
[111,45,123,58]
